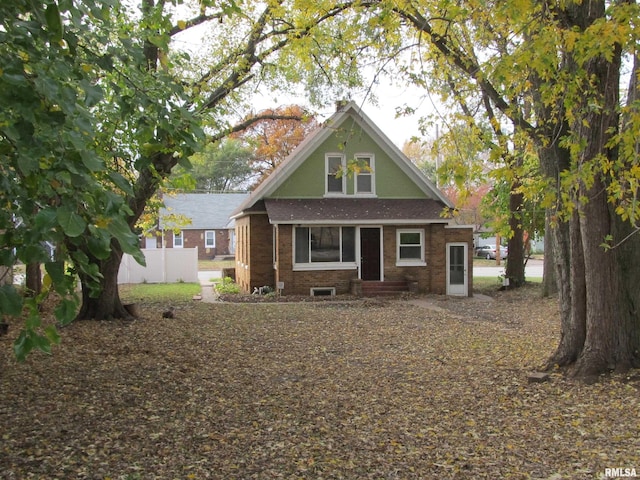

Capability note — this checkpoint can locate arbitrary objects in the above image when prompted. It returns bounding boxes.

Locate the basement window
[310,287,336,297]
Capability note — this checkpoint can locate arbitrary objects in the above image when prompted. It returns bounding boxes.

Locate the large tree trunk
[76,151,177,320]
[505,188,525,287]
[76,243,134,321]
[547,0,640,377]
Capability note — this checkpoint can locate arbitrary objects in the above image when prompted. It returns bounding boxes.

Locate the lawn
[1,285,638,479]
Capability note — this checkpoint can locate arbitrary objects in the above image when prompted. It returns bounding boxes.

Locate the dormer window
[354,154,374,195]
[326,154,345,195]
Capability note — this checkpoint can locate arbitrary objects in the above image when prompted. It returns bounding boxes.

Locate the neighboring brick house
[231,101,473,297]
[143,193,249,260]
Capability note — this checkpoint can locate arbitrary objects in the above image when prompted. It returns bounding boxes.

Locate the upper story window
[354,154,374,195]
[326,154,345,195]
[205,230,215,248]
[173,230,184,248]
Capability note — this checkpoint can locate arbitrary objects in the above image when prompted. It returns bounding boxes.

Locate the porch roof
[264,198,449,224]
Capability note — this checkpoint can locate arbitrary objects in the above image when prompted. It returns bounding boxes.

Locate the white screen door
[446,243,468,296]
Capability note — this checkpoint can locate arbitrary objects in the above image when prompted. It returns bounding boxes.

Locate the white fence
[118,248,199,284]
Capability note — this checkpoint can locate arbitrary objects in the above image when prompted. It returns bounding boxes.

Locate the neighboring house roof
[232,100,453,219]
[264,198,448,224]
[160,193,249,230]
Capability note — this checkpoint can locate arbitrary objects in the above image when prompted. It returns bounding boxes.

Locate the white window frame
[173,230,184,248]
[396,229,426,266]
[354,154,375,196]
[293,225,357,271]
[325,153,346,196]
[205,230,215,248]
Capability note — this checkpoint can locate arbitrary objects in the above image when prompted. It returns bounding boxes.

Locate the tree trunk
[505,188,525,287]
[540,213,556,297]
[550,0,640,377]
[25,263,42,297]
[76,243,134,321]
[547,210,586,368]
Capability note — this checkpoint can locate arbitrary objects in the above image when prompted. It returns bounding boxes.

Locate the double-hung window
[173,230,184,248]
[326,154,345,195]
[294,226,356,268]
[397,229,426,266]
[205,231,215,248]
[354,154,374,195]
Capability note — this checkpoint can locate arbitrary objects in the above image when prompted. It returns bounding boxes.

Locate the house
[230,101,473,296]
[143,192,249,260]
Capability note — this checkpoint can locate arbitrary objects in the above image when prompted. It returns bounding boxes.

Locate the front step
[361,281,409,297]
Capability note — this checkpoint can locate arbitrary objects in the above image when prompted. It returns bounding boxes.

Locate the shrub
[215,277,240,294]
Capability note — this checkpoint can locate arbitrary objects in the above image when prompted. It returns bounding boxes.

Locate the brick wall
[274,225,358,295]
[235,214,275,293]
[241,219,473,297]
[156,229,233,260]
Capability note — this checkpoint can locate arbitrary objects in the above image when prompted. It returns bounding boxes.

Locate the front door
[446,243,468,296]
[360,227,382,281]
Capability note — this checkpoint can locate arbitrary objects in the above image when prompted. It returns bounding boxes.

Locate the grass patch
[119,282,201,303]
[198,259,235,270]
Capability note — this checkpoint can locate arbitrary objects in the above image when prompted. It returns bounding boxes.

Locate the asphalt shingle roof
[263,198,448,224]
[160,193,249,229]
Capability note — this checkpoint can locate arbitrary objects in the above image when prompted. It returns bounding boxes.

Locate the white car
[475,244,508,260]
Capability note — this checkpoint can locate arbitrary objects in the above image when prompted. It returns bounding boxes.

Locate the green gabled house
[231,101,473,297]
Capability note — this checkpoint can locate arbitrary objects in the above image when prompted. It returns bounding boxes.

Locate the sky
[250,82,441,149]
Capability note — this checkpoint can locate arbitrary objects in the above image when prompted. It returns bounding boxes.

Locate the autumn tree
[69,1,360,321]
[402,139,437,184]
[354,0,640,377]
[176,139,254,193]
[231,105,319,186]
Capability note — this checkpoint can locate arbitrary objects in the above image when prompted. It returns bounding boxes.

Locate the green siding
[270,119,428,199]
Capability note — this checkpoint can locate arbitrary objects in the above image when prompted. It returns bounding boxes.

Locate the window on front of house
[294,226,356,266]
[173,230,183,248]
[205,231,215,248]
[326,154,345,194]
[355,155,374,194]
[397,229,425,265]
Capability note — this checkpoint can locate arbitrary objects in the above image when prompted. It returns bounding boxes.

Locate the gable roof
[161,193,249,230]
[232,101,452,218]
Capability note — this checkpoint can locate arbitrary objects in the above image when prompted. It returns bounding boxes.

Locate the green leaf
[45,261,67,286]
[54,298,78,325]
[107,216,146,265]
[13,331,32,363]
[44,324,61,345]
[0,285,23,316]
[57,206,86,237]
[45,3,63,42]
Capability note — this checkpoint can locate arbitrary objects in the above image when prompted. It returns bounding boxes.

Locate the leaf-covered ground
[1,285,639,479]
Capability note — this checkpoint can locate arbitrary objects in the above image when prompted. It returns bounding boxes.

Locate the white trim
[204,230,215,248]
[310,287,336,297]
[396,228,426,266]
[325,153,346,195]
[354,153,375,195]
[294,263,357,271]
[173,230,184,248]
[446,242,468,296]
[272,219,451,226]
[292,225,357,268]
